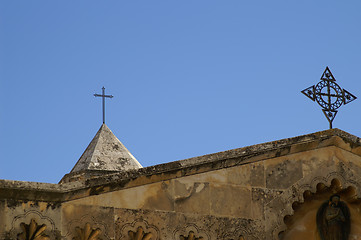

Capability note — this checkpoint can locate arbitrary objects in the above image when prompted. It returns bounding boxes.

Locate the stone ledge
[0,128,360,202]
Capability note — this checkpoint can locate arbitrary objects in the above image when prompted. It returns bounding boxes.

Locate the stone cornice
[1,128,360,202]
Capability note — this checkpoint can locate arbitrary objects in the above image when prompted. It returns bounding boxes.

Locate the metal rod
[102,87,105,123]
[94,87,113,124]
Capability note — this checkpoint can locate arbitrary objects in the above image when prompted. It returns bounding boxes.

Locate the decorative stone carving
[222,235,245,240]
[225,237,245,240]
[119,219,159,240]
[179,231,203,240]
[73,223,102,240]
[128,226,153,240]
[316,194,351,240]
[17,218,50,240]
[222,230,252,240]
[267,161,361,239]
[173,223,209,240]
[9,210,57,240]
[65,214,110,240]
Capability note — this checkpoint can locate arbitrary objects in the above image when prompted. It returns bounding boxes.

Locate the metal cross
[301,67,357,129]
[94,87,113,124]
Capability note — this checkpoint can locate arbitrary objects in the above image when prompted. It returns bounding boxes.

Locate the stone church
[1,123,361,239]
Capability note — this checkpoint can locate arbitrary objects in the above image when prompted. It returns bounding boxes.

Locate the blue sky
[1,1,361,183]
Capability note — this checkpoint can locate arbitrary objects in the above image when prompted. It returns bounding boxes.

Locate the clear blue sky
[1,1,361,183]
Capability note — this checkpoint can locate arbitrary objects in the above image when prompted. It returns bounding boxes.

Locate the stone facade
[2,127,361,239]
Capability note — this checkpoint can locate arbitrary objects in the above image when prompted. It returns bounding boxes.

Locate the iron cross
[301,67,357,129]
[94,87,113,124]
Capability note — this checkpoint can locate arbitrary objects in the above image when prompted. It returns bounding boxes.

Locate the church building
[1,122,361,239]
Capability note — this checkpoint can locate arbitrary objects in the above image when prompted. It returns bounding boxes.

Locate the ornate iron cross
[301,67,357,129]
[94,87,113,124]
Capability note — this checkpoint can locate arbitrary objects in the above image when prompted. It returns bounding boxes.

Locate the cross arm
[94,94,114,98]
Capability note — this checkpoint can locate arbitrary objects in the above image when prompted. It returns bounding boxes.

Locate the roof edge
[82,128,361,188]
[2,128,361,201]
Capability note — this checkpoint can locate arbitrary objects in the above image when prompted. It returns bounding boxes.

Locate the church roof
[70,124,142,173]
[2,128,361,200]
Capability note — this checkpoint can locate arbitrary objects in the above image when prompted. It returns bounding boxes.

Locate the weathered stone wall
[62,145,361,239]
[2,130,361,239]
[0,199,62,239]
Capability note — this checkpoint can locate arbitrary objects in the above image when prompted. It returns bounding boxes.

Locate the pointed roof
[70,124,142,173]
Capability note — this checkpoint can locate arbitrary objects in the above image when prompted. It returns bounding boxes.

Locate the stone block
[176,169,228,184]
[69,181,174,211]
[210,183,252,218]
[250,162,265,187]
[252,188,283,220]
[226,165,251,186]
[266,157,303,189]
[173,179,210,215]
[300,147,336,178]
[0,200,5,237]
[182,164,255,187]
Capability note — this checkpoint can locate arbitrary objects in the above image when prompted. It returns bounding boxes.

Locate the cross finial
[94,87,113,124]
[301,67,357,129]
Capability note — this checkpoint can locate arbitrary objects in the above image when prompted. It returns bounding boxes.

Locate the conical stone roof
[70,124,142,173]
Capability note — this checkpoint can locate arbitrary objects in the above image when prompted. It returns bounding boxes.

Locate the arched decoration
[279,179,358,239]
[128,226,153,240]
[119,219,160,240]
[264,161,361,239]
[221,234,246,240]
[179,231,203,240]
[65,214,110,240]
[9,210,57,240]
[173,223,210,240]
[17,218,50,240]
[221,225,260,240]
[73,223,101,240]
